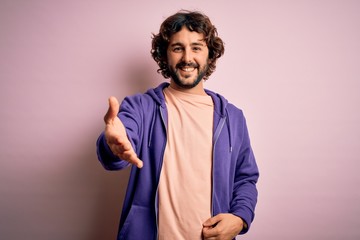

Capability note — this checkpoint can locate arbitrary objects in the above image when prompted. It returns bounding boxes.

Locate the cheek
[167,56,180,67]
[167,60,175,69]
[198,52,210,64]
[166,51,173,65]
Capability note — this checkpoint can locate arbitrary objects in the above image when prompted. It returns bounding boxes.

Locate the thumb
[104,96,120,124]
[203,215,221,227]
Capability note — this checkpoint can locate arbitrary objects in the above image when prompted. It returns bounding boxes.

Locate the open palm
[103,96,143,168]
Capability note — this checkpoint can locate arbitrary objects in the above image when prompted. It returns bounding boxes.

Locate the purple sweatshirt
[96,82,259,240]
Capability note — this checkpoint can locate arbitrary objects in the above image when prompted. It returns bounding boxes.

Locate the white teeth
[182,67,195,72]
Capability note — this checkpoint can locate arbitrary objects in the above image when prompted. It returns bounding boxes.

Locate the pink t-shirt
[158,86,214,240]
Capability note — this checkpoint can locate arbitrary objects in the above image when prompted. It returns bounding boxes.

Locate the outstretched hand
[103,96,143,168]
[202,213,244,240]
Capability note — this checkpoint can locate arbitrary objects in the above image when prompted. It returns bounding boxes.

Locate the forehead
[168,26,206,45]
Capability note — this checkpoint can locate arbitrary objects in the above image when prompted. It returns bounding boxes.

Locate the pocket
[119,205,156,240]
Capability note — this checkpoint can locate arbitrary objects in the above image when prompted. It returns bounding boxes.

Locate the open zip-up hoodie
[96,82,259,240]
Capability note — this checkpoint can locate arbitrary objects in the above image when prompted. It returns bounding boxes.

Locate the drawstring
[148,105,157,147]
[225,109,233,153]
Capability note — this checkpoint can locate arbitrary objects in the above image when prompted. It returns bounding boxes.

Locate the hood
[204,88,229,118]
[145,82,168,108]
[145,82,229,117]
[145,82,232,152]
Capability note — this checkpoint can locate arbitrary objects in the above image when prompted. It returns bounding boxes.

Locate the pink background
[1,0,359,239]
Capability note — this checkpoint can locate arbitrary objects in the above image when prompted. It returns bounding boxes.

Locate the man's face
[167,26,209,90]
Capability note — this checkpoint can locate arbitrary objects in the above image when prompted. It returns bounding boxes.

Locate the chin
[174,77,202,89]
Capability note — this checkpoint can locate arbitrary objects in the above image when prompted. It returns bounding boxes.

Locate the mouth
[179,66,196,72]
[176,62,199,73]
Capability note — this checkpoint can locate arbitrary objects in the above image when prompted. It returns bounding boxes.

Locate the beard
[168,61,209,89]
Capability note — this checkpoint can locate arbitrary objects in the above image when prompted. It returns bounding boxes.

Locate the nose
[182,48,193,63]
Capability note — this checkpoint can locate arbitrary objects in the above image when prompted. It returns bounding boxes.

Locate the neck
[169,80,207,95]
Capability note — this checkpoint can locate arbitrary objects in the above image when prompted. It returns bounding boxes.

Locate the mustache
[175,61,199,69]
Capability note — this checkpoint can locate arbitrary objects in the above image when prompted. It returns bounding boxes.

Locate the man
[96,10,259,240]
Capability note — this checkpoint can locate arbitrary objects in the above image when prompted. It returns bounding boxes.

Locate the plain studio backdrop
[1,0,359,239]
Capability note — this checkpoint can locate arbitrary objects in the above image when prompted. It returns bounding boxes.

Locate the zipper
[211,116,226,217]
[155,105,167,239]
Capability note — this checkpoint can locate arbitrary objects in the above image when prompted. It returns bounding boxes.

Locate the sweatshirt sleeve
[230,115,259,234]
[96,132,130,170]
[96,95,143,170]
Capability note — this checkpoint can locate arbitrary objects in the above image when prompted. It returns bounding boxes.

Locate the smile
[179,67,196,72]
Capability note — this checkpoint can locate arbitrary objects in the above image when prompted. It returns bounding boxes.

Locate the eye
[172,47,183,52]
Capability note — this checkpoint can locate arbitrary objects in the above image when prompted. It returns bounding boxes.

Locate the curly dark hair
[151,10,225,80]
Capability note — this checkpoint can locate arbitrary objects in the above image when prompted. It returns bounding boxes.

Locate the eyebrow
[169,40,206,47]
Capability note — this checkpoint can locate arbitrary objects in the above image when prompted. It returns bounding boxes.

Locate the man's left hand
[202,213,244,240]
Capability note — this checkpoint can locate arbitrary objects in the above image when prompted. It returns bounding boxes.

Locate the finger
[203,214,222,227]
[104,96,120,124]
[118,149,143,168]
[133,158,144,168]
[124,150,143,168]
[112,144,143,168]
[202,226,218,239]
[109,140,130,155]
